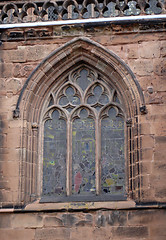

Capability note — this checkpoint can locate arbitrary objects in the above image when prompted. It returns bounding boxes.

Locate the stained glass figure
[72,108,96,195]
[101,108,125,195]
[43,110,66,196]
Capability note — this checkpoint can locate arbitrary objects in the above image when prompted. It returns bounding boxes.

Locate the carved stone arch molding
[13,37,146,205]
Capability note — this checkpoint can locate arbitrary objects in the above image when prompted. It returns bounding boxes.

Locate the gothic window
[41,65,126,202]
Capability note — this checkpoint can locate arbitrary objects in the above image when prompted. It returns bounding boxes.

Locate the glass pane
[93,85,102,95]
[76,69,92,91]
[101,108,125,195]
[59,86,80,107]
[99,94,109,105]
[71,96,80,105]
[59,96,69,105]
[66,86,75,96]
[48,95,54,107]
[72,108,96,195]
[87,84,109,108]
[87,95,96,105]
[43,110,66,196]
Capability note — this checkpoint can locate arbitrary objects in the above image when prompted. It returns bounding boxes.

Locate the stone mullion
[66,119,72,196]
[95,116,101,195]
[31,123,38,201]
[132,124,136,198]
[127,119,133,198]
[24,122,32,203]
[136,116,141,200]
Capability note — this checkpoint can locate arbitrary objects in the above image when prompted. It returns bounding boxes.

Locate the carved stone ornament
[0,0,165,25]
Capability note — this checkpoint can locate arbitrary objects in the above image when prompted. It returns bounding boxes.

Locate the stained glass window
[42,66,126,202]
[72,108,96,196]
[43,110,66,197]
[101,108,125,196]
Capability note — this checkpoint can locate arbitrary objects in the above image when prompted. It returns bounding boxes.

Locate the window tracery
[41,65,126,202]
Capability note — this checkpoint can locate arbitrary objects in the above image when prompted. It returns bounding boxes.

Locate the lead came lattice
[42,65,126,200]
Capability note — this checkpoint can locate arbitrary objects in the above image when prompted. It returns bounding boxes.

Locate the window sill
[24,199,136,212]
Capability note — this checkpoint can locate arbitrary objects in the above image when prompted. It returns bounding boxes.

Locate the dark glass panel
[59,96,69,106]
[66,86,75,96]
[114,96,120,104]
[48,95,54,107]
[94,105,102,112]
[93,85,102,95]
[99,94,109,105]
[71,96,80,105]
[101,108,125,195]
[72,108,96,195]
[60,86,80,107]
[87,95,96,105]
[87,84,109,108]
[76,69,92,91]
[43,110,66,196]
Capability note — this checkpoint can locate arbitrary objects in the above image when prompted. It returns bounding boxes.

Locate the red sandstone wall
[0,23,166,239]
[0,209,166,240]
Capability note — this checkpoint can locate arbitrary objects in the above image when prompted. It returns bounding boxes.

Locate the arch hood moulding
[11,37,147,205]
[13,37,146,123]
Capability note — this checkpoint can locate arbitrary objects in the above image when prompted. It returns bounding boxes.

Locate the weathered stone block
[128,59,153,76]
[44,216,63,227]
[126,44,139,59]
[35,228,70,240]
[150,226,166,240]
[62,213,76,227]
[107,211,127,226]
[0,229,35,240]
[3,49,26,63]
[96,214,106,227]
[112,226,149,238]
[6,78,22,94]
[11,213,43,228]
[141,135,154,149]
[0,63,13,78]
[93,227,112,240]
[0,214,11,228]
[70,227,93,240]
[139,41,160,59]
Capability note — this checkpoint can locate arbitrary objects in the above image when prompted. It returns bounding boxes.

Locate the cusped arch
[14,37,146,204]
[13,37,146,123]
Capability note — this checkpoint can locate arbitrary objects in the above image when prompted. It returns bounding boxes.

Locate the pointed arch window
[41,65,126,202]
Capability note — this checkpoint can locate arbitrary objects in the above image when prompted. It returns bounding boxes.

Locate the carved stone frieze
[0,0,165,25]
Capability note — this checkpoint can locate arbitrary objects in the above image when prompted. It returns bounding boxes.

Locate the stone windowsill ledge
[0,200,136,212]
[0,201,166,212]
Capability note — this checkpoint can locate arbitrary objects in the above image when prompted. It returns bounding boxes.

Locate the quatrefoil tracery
[86,84,110,111]
[45,67,122,118]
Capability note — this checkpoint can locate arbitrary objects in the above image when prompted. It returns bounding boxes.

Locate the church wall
[0,22,166,239]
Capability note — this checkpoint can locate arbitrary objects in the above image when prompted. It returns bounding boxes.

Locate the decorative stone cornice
[0,0,165,25]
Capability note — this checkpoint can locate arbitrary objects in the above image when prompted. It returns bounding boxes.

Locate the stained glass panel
[43,110,66,196]
[101,108,125,195]
[87,84,109,108]
[59,86,80,108]
[76,69,92,91]
[48,95,54,107]
[72,108,96,195]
